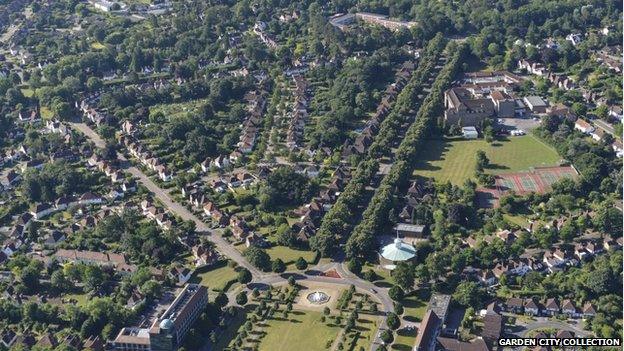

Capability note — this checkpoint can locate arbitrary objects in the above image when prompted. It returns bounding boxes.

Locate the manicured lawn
[413,135,561,185]
[265,246,317,266]
[393,327,417,351]
[258,311,341,351]
[351,314,380,351]
[402,292,429,323]
[190,263,239,292]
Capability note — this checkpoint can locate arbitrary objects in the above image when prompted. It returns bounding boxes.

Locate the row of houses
[237,87,268,154]
[517,59,576,91]
[286,74,310,150]
[77,97,111,127]
[119,134,173,181]
[140,200,175,231]
[573,118,623,157]
[87,154,137,196]
[289,166,352,243]
[252,21,277,48]
[0,330,104,351]
[503,297,596,319]
[342,61,415,157]
[462,230,622,287]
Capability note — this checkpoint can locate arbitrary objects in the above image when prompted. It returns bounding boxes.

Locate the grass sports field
[258,311,341,351]
[413,135,561,185]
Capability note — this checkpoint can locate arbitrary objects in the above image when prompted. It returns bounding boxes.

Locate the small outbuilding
[462,126,479,139]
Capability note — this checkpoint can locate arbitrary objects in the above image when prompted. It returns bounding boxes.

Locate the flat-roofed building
[112,284,208,351]
[523,96,548,114]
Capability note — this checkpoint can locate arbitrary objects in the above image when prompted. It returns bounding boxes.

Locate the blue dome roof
[159,319,174,329]
[380,238,416,262]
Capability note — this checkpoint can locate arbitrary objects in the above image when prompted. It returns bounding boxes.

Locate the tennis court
[477,165,579,207]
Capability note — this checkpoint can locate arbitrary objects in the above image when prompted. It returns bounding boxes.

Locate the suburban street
[71,122,263,277]
[71,121,394,350]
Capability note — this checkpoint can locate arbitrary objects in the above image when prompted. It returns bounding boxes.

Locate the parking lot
[496,117,541,132]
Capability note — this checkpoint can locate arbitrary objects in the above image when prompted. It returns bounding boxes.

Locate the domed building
[379,238,416,270]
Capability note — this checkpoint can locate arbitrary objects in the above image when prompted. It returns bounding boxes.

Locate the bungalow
[211,155,230,169]
[231,219,250,241]
[479,269,497,286]
[229,151,243,163]
[108,187,125,200]
[157,167,173,182]
[495,229,517,244]
[200,158,211,173]
[227,175,241,188]
[22,159,45,171]
[236,172,255,186]
[15,213,33,228]
[121,181,136,193]
[54,196,76,210]
[44,230,66,247]
[245,232,268,248]
[585,241,604,255]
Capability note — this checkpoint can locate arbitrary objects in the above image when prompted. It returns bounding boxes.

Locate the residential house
[544,298,559,316]
[582,303,596,318]
[505,297,524,314]
[79,192,103,205]
[31,203,56,219]
[574,119,594,134]
[560,299,579,317]
[169,266,192,285]
[524,298,540,316]
[192,244,219,267]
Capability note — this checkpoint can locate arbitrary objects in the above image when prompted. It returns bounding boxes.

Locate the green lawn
[402,293,429,323]
[258,311,341,351]
[413,135,561,185]
[265,246,317,266]
[393,327,417,351]
[190,263,239,292]
[351,314,380,351]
